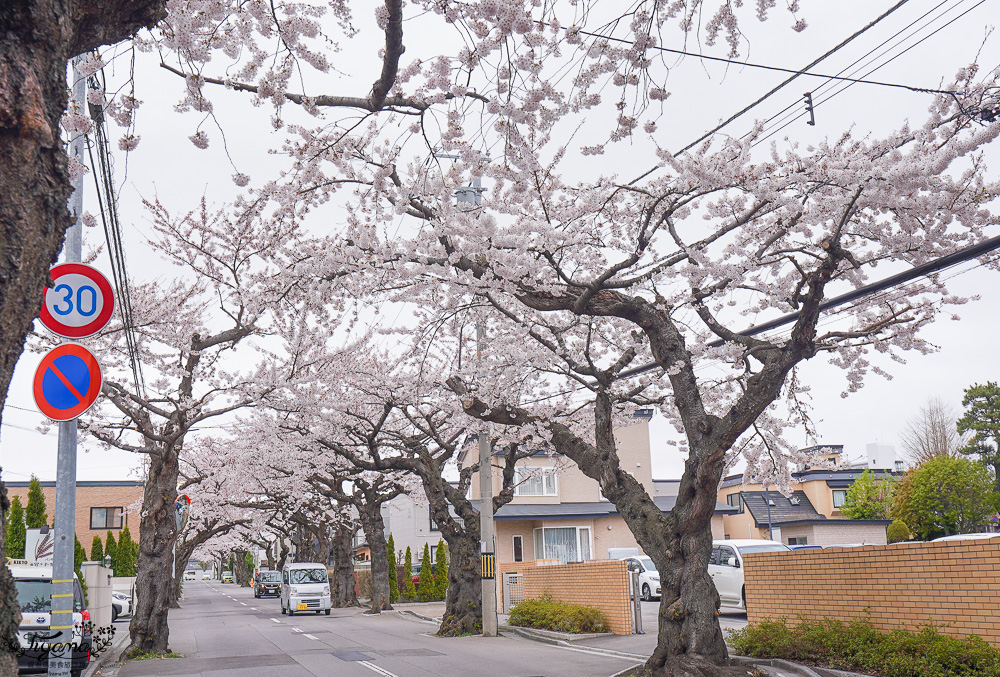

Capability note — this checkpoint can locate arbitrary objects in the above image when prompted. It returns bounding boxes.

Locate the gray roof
[741,491,824,527]
[471,496,738,521]
[4,480,144,487]
[720,468,899,489]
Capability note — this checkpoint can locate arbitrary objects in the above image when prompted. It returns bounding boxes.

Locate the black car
[253,570,281,598]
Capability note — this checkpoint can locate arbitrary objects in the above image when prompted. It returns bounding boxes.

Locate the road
[111,580,645,677]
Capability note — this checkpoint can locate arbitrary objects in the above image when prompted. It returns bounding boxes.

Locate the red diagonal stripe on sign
[50,363,85,404]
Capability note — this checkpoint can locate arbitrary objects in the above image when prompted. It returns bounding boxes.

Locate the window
[512,535,523,562]
[726,493,744,513]
[514,467,558,497]
[717,546,738,566]
[788,537,807,545]
[532,526,591,564]
[429,506,439,532]
[832,490,847,508]
[90,507,123,529]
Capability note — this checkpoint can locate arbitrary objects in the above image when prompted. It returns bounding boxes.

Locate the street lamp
[104,554,112,569]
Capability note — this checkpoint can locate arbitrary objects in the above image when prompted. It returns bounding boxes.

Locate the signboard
[33,343,102,421]
[25,528,55,564]
[481,552,495,580]
[39,263,115,338]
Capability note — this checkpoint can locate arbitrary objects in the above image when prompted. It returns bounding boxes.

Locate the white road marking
[250,608,258,611]
[292,628,302,633]
[358,661,398,677]
[240,602,247,606]
[271,618,282,623]
[549,644,643,661]
[302,633,318,640]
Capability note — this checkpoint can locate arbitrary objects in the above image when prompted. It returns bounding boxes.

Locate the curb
[83,620,131,677]
[499,624,614,643]
[732,656,824,677]
[501,626,647,661]
[395,609,441,624]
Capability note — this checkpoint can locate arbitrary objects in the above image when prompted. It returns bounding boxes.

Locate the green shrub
[387,535,399,603]
[887,520,911,543]
[417,544,435,602]
[402,547,416,600]
[509,594,609,634]
[728,616,1000,677]
[434,540,448,600]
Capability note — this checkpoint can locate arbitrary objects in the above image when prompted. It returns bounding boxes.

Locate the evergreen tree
[433,539,448,601]
[74,536,86,574]
[105,531,118,575]
[90,535,104,563]
[5,496,25,559]
[387,534,399,603]
[417,543,435,602]
[25,475,47,528]
[116,524,138,577]
[402,546,416,600]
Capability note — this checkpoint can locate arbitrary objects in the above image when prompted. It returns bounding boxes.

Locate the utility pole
[49,56,86,677]
[477,323,498,637]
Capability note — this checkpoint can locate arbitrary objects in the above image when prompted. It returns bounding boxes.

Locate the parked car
[221,571,235,584]
[253,570,281,598]
[202,571,212,580]
[111,590,133,621]
[280,562,331,616]
[620,556,661,601]
[183,570,197,581]
[10,559,91,677]
[788,544,822,550]
[709,539,790,611]
[931,532,1000,542]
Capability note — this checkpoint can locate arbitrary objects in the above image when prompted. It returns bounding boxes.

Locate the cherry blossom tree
[81,199,302,653]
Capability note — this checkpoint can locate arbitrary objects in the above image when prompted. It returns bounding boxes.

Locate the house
[464,412,737,565]
[354,492,446,565]
[718,446,896,546]
[5,480,144,550]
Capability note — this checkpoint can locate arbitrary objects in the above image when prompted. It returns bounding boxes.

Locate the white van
[9,559,92,676]
[708,539,789,610]
[280,562,331,616]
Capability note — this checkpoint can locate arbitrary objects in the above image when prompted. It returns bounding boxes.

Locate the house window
[726,493,744,513]
[514,468,558,497]
[788,537,807,545]
[90,507,123,530]
[832,490,847,508]
[512,535,523,562]
[532,526,591,564]
[429,506,440,532]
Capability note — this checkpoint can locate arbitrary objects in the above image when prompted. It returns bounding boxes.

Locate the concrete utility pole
[49,57,85,677]
[477,324,498,637]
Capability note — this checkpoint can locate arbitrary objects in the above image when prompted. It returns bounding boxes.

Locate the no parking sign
[32,343,103,421]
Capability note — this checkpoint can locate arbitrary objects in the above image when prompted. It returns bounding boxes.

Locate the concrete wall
[6,482,143,553]
[743,540,1000,646]
[500,559,633,634]
[779,522,887,547]
[81,564,114,627]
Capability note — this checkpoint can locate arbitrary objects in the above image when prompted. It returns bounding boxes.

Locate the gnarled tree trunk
[130,447,178,654]
[358,500,391,613]
[329,522,358,607]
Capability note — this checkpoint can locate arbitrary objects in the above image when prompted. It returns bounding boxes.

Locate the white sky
[2,0,998,483]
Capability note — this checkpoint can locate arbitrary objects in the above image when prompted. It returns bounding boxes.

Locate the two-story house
[718,445,896,546]
[464,411,737,565]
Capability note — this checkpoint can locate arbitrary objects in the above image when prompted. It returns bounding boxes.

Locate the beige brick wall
[744,541,1000,646]
[500,559,633,634]
[7,483,144,555]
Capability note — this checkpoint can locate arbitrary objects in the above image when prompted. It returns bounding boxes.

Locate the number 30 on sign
[39,263,115,339]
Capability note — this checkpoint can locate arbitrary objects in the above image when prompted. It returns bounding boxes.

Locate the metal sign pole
[48,56,86,677]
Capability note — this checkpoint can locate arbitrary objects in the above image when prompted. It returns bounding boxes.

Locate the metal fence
[501,572,524,613]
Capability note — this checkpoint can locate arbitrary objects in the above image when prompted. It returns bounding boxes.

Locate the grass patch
[508,594,609,634]
[125,648,182,660]
[728,617,1000,677]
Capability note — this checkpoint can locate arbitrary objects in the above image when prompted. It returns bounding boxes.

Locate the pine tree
[5,495,26,559]
[402,546,416,600]
[90,535,104,563]
[116,524,137,577]
[105,531,118,575]
[25,475,47,528]
[387,534,399,603]
[433,539,448,600]
[417,543,434,602]
[74,536,86,574]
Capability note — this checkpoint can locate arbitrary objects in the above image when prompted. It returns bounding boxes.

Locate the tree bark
[329,522,358,607]
[129,447,178,654]
[0,476,19,677]
[358,500,391,613]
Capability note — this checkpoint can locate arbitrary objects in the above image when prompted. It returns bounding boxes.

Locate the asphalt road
[112,580,645,677]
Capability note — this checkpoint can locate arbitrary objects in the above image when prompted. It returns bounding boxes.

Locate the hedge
[508,594,609,634]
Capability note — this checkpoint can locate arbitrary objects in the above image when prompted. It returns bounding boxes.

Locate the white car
[183,570,197,581]
[111,590,133,620]
[709,539,790,611]
[931,532,1000,542]
[280,562,331,616]
[202,571,212,580]
[620,556,661,601]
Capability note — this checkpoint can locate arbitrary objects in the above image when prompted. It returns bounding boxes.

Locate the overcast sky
[2,0,998,483]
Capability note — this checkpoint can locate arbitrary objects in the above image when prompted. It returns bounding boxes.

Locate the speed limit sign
[39,263,115,339]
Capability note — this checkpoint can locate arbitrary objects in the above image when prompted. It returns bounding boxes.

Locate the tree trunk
[129,447,178,654]
[439,527,482,636]
[329,523,358,607]
[358,502,392,613]
[276,540,289,570]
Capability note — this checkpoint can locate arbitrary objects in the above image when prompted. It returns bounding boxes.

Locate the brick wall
[744,541,1000,646]
[500,559,633,634]
[6,482,144,554]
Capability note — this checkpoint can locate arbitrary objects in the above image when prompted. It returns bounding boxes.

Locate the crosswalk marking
[303,633,318,640]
